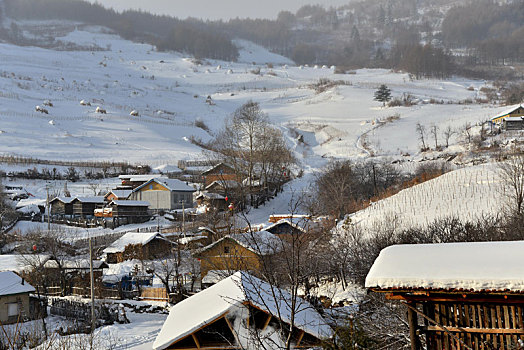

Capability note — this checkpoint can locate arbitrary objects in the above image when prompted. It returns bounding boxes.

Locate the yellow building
[196,231,281,281]
[490,104,524,124]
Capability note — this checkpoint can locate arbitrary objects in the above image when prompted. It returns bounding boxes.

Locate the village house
[152,271,333,350]
[204,180,240,197]
[71,196,105,218]
[103,231,174,264]
[49,196,75,217]
[490,104,524,125]
[0,271,39,324]
[129,178,196,211]
[196,230,281,281]
[201,163,239,187]
[366,241,524,350]
[108,200,150,223]
[195,192,227,211]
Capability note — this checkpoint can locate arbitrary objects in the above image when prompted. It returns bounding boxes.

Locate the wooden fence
[140,287,168,302]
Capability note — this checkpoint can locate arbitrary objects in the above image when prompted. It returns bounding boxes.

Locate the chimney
[21,278,25,285]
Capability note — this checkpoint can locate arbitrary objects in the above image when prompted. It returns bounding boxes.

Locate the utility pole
[89,236,95,333]
[46,184,50,231]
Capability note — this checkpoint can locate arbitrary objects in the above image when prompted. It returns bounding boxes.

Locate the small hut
[366,241,524,350]
[49,197,75,217]
[71,197,105,218]
[103,232,174,264]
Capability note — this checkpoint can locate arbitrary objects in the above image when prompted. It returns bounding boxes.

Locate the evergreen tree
[374,84,392,106]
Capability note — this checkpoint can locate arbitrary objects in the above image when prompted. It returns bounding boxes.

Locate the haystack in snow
[153,271,333,350]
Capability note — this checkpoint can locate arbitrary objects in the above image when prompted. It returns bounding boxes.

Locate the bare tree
[415,123,427,151]
[429,123,439,150]
[463,122,473,144]
[88,182,100,196]
[208,101,295,208]
[498,153,524,216]
[442,125,456,148]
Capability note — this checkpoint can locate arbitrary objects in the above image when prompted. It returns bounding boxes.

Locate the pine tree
[374,84,392,106]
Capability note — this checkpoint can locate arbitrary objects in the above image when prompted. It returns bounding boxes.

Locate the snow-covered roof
[195,192,225,200]
[201,270,234,284]
[365,241,524,293]
[50,196,75,204]
[0,254,51,273]
[491,104,524,120]
[103,232,168,254]
[201,162,234,175]
[44,259,108,269]
[204,180,240,190]
[153,271,333,350]
[505,116,524,122]
[134,178,195,192]
[0,271,35,296]
[264,218,308,233]
[73,196,105,203]
[200,230,282,256]
[119,174,166,182]
[110,200,150,206]
[105,189,132,198]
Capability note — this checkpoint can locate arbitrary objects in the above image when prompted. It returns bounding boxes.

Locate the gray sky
[86,0,350,20]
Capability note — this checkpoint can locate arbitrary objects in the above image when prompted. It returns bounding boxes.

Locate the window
[7,303,19,317]
[224,246,230,254]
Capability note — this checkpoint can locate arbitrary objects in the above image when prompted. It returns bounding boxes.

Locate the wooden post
[407,301,421,350]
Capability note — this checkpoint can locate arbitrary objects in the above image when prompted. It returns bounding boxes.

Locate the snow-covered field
[342,163,505,234]
[0,23,511,168]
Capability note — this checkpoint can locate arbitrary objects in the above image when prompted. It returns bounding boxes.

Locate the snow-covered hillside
[0,23,512,168]
[341,163,505,234]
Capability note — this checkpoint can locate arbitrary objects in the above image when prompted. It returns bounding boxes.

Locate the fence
[140,287,168,302]
[49,298,90,321]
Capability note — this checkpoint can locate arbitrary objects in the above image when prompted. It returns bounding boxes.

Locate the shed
[71,196,105,218]
[195,192,227,210]
[49,196,75,216]
[504,116,524,131]
[109,200,150,222]
[130,178,195,211]
[366,241,524,350]
[153,271,333,350]
[0,271,37,324]
[103,231,174,263]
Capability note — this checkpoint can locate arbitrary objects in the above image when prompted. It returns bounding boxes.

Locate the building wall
[131,190,172,210]
[0,293,31,324]
[199,240,261,278]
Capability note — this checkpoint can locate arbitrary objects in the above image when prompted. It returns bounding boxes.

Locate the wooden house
[366,241,524,350]
[0,271,37,324]
[205,180,240,197]
[104,189,132,201]
[491,104,524,124]
[130,178,196,211]
[103,231,174,264]
[153,271,333,350]
[108,200,150,222]
[201,163,239,187]
[43,259,108,292]
[196,231,281,280]
[49,196,74,217]
[71,196,105,218]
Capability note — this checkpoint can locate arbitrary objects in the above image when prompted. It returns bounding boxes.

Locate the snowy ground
[0,22,511,168]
